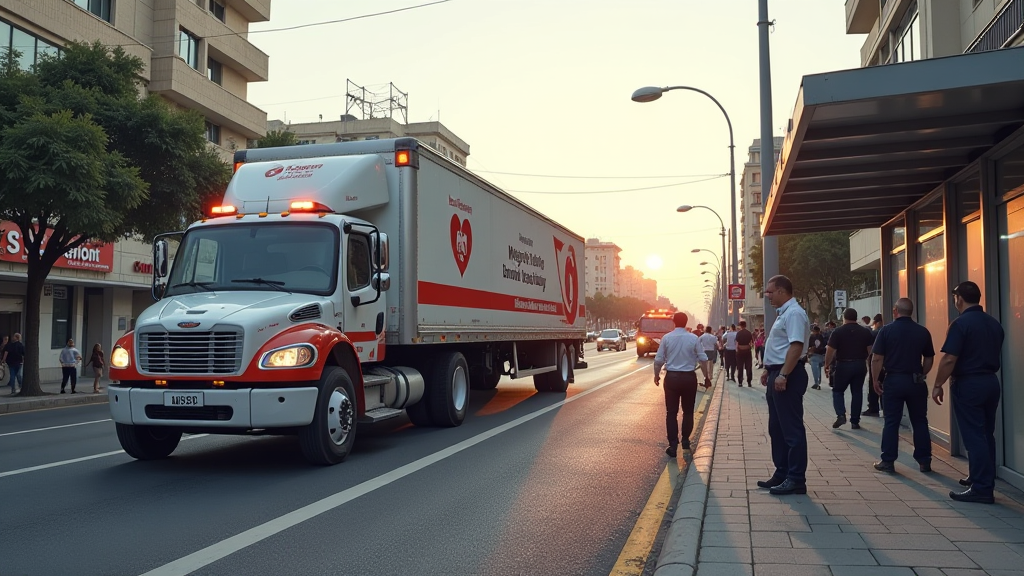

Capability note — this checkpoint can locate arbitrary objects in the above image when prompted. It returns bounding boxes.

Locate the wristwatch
[779,373,789,379]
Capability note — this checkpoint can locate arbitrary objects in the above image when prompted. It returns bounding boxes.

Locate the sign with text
[728,283,745,300]
[834,290,848,308]
[0,221,114,273]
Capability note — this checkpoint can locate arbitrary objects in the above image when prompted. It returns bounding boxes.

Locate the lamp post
[681,205,735,323]
[634,85,739,326]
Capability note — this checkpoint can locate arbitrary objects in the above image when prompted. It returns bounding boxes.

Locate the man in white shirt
[654,313,711,458]
[757,275,811,496]
[698,324,719,380]
[59,339,83,394]
[722,324,738,382]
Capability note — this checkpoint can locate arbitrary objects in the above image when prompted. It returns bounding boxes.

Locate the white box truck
[107,138,587,465]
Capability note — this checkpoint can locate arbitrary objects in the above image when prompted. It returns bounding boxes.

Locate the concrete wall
[850,228,882,272]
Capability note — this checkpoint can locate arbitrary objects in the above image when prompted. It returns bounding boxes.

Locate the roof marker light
[396,151,411,166]
[210,205,237,216]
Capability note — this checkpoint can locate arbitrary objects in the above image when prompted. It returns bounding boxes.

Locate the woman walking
[88,343,105,393]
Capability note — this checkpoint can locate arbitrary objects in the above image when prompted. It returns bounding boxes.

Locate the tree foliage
[0,42,230,395]
[585,293,683,328]
[747,232,873,323]
[256,129,297,148]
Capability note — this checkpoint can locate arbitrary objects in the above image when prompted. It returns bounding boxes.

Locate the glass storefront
[998,146,1024,473]
[916,196,949,438]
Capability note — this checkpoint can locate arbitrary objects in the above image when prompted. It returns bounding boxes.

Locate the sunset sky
[247,0,866,322]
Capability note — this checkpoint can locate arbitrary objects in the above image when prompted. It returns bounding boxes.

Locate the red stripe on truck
[418,281,585,319]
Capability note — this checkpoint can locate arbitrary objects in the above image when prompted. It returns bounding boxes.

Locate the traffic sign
[728,284,745,300]
[833,290,847,308]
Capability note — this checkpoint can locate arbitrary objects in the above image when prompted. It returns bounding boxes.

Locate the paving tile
[695,563,753,576]
[790,532,867,549]
[829,567,916,576]
[749,515,811,532]
[699,545,751,563]
[750,531,791,548]
[752,547,877,565]
[871,549,977,568]
[753,565,832,576]
[699,530,750,549]
[936,526,1024,543]
[859,533,957,551]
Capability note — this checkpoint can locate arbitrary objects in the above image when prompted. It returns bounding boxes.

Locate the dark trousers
[60,366,77,392]
[766,364,808,483]
[880,374,931,464]
[755,346,765,366]
[952,375,1001,496]
[736,350,753,384]
[832,361,866,423]
[664,371,699,449]
[724,349,737,379]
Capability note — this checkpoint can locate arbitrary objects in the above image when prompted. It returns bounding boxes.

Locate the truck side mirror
[152,239,170,300]
[372,272,391,292]
[374,233,389,272]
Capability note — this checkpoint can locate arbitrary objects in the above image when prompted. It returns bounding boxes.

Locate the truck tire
[405,397,432,427]
[427,352,470,427]
[115,423,182,460]
[547,343,571,393]
[470,364,501,390]
[299,366,357,465]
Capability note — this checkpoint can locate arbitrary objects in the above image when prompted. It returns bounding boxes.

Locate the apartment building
[584,238,622,298]
[766,0,1024,485]
[0,0,271,379]
[739,137,781,329]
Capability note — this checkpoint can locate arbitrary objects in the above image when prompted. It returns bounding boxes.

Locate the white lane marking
[141,366,650,576]
[0,434,210,478]
[0,419,112,437]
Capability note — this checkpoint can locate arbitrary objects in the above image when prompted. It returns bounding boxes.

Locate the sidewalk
[658,363,1024,576]
[0,374,112,414]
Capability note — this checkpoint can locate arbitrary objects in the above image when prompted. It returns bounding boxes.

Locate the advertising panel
[0,221,114,273]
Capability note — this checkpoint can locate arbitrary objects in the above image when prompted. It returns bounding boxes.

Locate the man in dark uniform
[823,308,875,430]
[864,314,885,417]
[933,281,1004,503]
[735,320,754,387]
[871,298,934,473]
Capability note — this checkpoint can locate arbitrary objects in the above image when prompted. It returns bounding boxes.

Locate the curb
[0,394,108,415]
[652,370,726,576]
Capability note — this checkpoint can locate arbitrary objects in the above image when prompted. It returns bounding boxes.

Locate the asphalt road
[0,341,679,576]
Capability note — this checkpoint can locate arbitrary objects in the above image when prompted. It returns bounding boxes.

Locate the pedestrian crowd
[650,275,1006,505]
[2,334,107,396]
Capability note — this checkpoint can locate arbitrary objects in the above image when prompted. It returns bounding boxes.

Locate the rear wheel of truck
[116,423,182,460]
[547,343,571,393]
[299,366,357,465]
[470,364,501,390]
[426,352,470,427]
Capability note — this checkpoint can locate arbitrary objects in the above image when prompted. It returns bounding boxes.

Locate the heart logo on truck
[553,237,579,325]
[450,214,472,276]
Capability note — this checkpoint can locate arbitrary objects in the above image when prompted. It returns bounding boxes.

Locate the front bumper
[108,386,318,428]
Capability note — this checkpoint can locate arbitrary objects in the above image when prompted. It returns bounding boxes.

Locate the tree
[256,129,297,148]
[0,42,230,396]
[747,232,872,323]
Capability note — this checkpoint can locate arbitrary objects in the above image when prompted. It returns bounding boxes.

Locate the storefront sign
[133,261,153,274]
[0,221,114,273]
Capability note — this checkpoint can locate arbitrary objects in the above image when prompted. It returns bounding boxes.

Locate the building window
[752,192,761,205]
[208,0,226,22]
[207,57,222,84]
[74,0,112,22]
[752,173,761,184]
[205,120,220,145]
[178,28,200,70]
[750,151,760,164]
[50,285,72,349]
[890,2,920,64]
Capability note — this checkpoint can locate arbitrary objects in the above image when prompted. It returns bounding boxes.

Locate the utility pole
[758,0,779,332]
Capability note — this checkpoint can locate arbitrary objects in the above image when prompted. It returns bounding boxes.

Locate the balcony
[846,0,880,34]
[227,0,271,23]
[174,0,269,82]
[849,228,882,272]
[150,56,267,139]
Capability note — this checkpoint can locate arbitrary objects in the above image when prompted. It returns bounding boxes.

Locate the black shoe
[769,479,807,495]
[666,446,677,458]
[681,441,691,451]
[70,390,77,394]
[959,478,973,487]
[747,383,752,387]
[832,415,847,429]
[60,389,66,394]
[756,477,786,489]
[811,385,821,390]
[862,410,880,417]
[851,422,861,430]
[873,460,896,473]
[919,461,932,473]
[949,488,994,504]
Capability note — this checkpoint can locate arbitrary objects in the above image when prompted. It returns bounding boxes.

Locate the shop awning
[763,46,1024,236]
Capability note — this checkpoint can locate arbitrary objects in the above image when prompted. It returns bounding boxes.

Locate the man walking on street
[735,321,754,387]
[824,309,875,430]
[933,281,1003,503]
[4,332,25,395]
[722,324,738,382]
[871,298,935,474]
[807,325,827,390]
[654,312,711,458]
[758,275,811,495]
[59,339,83,394]
[699,325,719,380]
[864,313,885,417]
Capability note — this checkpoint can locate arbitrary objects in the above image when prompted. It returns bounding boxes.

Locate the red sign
[0,221,114,273]
[133,261,153,274]
[728,284,746,300]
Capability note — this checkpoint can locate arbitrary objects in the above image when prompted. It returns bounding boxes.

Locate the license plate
[164,391,204,407]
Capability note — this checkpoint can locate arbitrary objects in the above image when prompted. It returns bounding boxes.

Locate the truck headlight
[260,345,317,368]
[111,345,130,368]
[638,336,647,345]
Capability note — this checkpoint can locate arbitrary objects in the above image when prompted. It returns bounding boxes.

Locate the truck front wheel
[426,352,470,427]
[116,423,182,460]
[299,366,357,465]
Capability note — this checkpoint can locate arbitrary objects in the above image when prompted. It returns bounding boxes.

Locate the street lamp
[681,205,734,323]
[633,84,738,324]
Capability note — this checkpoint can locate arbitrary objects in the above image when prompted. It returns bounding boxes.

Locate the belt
[665,370,697,375]
[954,372,996,377]
[837,359,866,363]
[765,360,805,370]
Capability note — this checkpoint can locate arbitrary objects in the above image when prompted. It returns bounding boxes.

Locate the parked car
[587,331,599,342]
[596,329,627,352]
[627,330,637,341]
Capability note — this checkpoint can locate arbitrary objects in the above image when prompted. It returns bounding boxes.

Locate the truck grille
[145,405,234,421]
[138,328,244,374]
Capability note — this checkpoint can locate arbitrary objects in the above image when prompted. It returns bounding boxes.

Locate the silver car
[596,329,627,352]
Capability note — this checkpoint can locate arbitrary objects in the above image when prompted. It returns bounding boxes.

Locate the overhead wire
[506,174,727,195]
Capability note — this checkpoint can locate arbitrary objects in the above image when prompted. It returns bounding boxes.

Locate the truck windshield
[640,318,675,333]
[164,223,339,297]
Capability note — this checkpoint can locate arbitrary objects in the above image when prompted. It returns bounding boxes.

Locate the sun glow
[646,255,663,270]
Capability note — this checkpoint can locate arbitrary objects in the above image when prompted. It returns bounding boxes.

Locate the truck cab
[635,309,676,358]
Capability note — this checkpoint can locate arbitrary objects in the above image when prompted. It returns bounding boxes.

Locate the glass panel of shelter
[997,144,1024,473]
[915,195,950,439]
